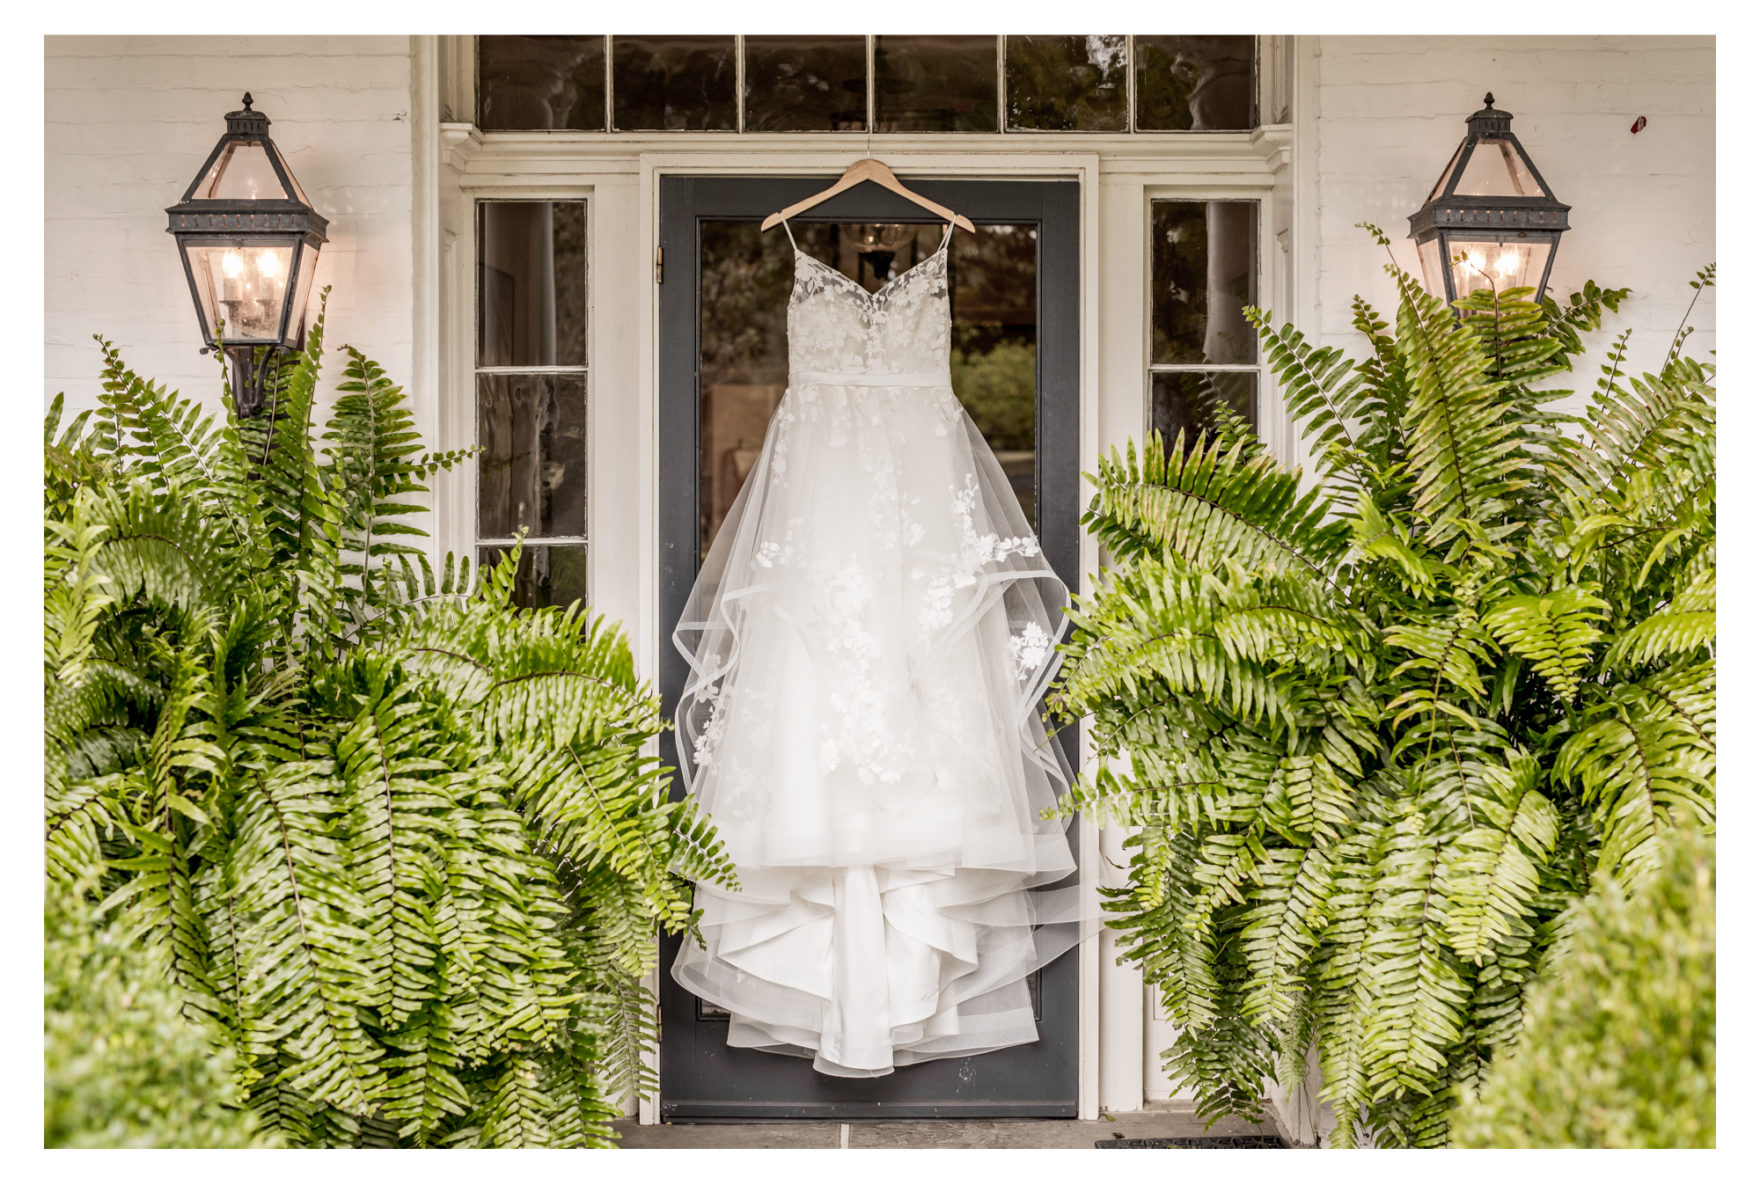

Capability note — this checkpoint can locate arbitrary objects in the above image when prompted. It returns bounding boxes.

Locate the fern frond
[1481,588,1609,702]
[1605,570,1714,667]
[1239,840,1336,1027]
[1082,431,1350,576]
[1245,308,1374,487]
[1389,268,1525,543]
[1556,703,1713,881]
[1437,757,1559,962]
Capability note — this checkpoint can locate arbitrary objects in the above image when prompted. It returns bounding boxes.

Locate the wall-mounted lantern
[165,94,327,417]
[1408,94,1570,312]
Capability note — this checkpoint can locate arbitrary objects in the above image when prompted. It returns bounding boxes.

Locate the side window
[1146,199,1258,453]
[475,199,590,608]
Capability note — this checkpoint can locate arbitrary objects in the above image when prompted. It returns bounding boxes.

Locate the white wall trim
[410,36,442,569]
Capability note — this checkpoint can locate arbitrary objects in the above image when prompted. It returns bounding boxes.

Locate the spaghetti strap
[780,216,797,249]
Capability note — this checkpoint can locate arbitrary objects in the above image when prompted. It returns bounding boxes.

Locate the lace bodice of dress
[783,219,954,381]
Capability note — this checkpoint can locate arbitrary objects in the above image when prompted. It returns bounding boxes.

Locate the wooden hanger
[761,156,976,234]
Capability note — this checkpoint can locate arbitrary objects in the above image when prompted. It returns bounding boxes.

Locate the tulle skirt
[669,374,1085,1077]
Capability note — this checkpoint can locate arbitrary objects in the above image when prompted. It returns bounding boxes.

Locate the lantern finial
[242,92,254,110]
[1484,92,1495,107]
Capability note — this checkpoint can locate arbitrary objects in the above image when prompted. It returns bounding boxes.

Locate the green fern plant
[43,292,735,1147]
[1048,237,1714,1146]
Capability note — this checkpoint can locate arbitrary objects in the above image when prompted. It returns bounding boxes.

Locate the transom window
[476,35,1257,133]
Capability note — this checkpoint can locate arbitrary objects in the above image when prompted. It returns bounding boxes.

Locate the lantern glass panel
[1417,237,1448,301]
[1448,237,1551,300]
[185,242,296,343]
[287,243,319,347]
[1453,139,1543,199]
[193,141,285,202]
[267,141,309,204]
[1426,141,1468,201]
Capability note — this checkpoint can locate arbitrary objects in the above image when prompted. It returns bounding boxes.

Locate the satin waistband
[790,369,948,388]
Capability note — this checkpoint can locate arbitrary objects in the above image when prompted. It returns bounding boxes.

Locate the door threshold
[615,1106,1288,1149]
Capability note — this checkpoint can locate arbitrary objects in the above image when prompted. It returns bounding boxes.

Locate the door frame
[637,152,1104,1122]
[655,174,1084,1121]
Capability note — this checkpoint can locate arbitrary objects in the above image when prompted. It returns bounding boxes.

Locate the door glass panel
[1005,35,1128,131]
[743,36,868,131]
[612,36,737,130]
[697,217,1039,563]
[874,36,1000,132]
[1133,35,1256,131]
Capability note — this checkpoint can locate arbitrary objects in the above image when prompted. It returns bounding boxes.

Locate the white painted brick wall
[45,35,415,419]
[1311,35,1715,387]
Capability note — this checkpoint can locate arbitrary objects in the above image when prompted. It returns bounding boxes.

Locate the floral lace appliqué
[1009,621,1052,681]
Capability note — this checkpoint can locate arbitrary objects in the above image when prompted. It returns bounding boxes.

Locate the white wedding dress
[669,216,1085,1078]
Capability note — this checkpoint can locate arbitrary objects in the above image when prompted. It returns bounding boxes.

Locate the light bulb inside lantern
[1465,250,1487,273]
[222,250,245,278]
[257,250,281,280]
[1494,250,1520,278]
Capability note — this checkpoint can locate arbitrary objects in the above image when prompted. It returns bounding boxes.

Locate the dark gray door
[657,175,1082,1120]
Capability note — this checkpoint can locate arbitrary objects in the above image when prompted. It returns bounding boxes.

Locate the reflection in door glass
[697,220,1039,563]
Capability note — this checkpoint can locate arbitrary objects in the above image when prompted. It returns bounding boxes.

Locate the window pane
[477,373,588,540]
[1150,371,1258,453]
[744,36,867,131]
[477,545,587,611]
[612,36,737,131]
[477,201,587,368]
[875,36,998,132]
[1150,200,1257,366]
[1005,35,1127,131]
[1134,35,1256,131]
[478,36,606,131]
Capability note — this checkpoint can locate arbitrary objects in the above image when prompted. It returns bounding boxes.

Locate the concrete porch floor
[611,1102,1290,1148]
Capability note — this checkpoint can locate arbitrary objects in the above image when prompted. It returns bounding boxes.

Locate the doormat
[1094,1135,1288,1149]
